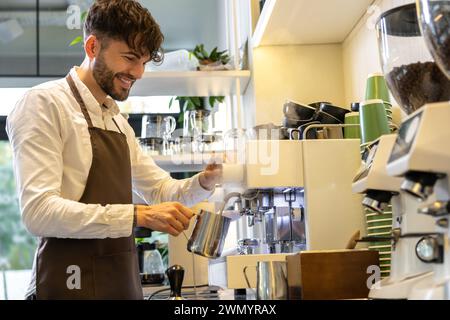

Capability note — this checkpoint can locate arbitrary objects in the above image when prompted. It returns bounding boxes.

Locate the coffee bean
[386,61,450,114]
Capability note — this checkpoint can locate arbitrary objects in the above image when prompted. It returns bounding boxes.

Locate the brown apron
[35,74,143,300]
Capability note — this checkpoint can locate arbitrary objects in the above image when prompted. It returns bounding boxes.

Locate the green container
[359,99,391,144]
[380,266,391,273]
[369,241,392,247]
[365,73,391,103]
[365,213,393,222]
[373,246,392,253]
[344,112,361,139]
[366,218,392,227]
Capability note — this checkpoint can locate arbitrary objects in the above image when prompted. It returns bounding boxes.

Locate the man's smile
[116,74,135,90]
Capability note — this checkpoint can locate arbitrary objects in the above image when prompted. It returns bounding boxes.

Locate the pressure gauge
[415,236,444,263]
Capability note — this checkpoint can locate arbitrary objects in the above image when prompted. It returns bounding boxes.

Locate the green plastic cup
[344,112,361,139]
[365,73,391,103]
[359,99,390,144]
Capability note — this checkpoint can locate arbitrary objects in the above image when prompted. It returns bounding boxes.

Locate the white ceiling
[259,0,375,45]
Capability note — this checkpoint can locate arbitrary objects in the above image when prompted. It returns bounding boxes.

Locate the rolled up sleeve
[7,90,134,239]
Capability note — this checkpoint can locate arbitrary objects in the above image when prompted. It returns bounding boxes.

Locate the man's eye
[124,56,134,61]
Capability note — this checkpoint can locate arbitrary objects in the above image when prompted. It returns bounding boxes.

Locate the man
[6,0,221,300]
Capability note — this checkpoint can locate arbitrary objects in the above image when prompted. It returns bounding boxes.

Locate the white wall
[251,44,345,126]
[342,0,413,123]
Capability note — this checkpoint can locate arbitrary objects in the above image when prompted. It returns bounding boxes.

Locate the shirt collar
[69,67,121,117]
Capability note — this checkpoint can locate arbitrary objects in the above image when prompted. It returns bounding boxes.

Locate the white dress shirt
[6,67,214,240]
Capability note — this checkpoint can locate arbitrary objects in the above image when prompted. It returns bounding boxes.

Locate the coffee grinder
[353,135,435,299]
[390,102,450,299]
[377,1,450,299]
[400,0,450,300]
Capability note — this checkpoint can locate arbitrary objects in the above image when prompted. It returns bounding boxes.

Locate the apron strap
[66,74,94,128]
[111,117,124,134]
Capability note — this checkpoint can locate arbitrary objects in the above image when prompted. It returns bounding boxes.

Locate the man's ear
[84,35,99,60]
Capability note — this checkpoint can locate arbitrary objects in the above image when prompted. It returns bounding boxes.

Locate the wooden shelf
[253,0,374,47]
[130,70,251,97]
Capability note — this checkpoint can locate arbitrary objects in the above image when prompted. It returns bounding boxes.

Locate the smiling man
[6,0,221,300]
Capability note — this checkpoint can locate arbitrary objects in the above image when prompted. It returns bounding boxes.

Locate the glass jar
[183,110,212,137]
[141,114,176,139]
[137,242,165,285]
[138,137,163,156]
[376,3,450,114]
[223,128,249,164]
[417,0,450,78]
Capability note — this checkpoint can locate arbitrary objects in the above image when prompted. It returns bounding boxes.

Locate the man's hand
[199,162,222,191]
[135,202,194,236]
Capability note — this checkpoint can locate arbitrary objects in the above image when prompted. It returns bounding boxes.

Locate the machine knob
[436,218,449,229]
[166,265,185,300]
[419,201,450,217]
[415,235,444,264]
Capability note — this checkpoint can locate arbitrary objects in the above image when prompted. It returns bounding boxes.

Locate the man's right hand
[134,202,195,236]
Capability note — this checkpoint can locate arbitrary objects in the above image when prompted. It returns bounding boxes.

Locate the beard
[92,52,134,101]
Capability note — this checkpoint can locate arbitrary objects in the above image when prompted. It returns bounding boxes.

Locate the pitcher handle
[164,116,176,135]
[189,111,200,136]
[289,128,300,140]
[243,265,255,285]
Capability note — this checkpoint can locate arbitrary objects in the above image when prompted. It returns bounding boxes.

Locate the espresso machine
[225,187,306,255]
[209,138,366,290]
[352,134,435,299]
[376,1,450,299]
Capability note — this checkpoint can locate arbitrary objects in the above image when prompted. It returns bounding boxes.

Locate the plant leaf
[208,97,214,107]
[210,47,218,60]
[81,11,88,22]
[69,36,83,46]
[191,97,202,107]
[201,47,209,60]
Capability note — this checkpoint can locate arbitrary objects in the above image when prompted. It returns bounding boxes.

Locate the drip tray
[144,285,222,300]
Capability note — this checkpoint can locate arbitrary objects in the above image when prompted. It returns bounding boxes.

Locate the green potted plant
[169,96,224,124]
[190,44,231,71]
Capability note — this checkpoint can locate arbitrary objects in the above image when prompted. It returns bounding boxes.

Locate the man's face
[92,39,150,101]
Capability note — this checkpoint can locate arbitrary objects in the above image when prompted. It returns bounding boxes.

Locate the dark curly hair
[84,0,164,63]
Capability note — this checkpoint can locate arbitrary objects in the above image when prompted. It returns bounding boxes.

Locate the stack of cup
[365,205,393,278]
[359,99,390,146]
[364,73,394,132]
[344,112,361,139]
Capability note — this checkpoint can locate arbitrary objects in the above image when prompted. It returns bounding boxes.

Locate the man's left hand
[199,162,222,191]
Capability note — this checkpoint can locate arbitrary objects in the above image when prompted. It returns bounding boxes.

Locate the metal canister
[187,210,232,259]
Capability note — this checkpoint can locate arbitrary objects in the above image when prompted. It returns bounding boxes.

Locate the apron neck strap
[66,74,94,128]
